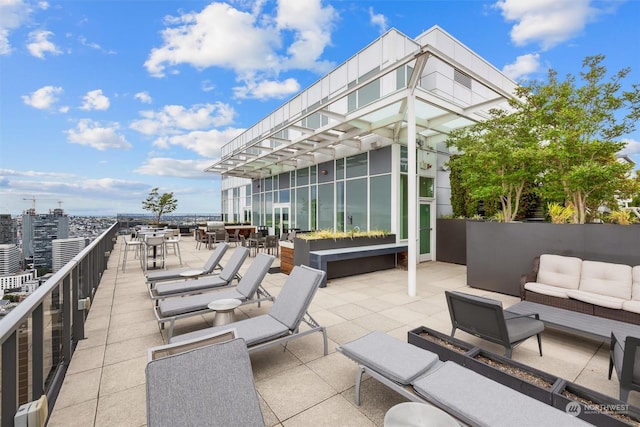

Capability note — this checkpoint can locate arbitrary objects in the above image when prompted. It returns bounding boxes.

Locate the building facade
[0,214,16,245]
[52,237,86,272]
[0,244,21,276]
[206,26,517,294]
[22,208,70,269]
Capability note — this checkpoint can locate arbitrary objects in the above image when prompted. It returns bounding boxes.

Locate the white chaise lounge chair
[337,331,590,427]
[154,253,275,339]
[149,246,249,300]
[170,265,328,356]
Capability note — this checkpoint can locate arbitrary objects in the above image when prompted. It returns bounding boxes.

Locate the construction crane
[23,197,36,214]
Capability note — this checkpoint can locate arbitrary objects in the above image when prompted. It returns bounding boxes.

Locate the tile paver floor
[47,234,640,426]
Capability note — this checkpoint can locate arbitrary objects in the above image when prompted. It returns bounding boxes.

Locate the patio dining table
[247,235,266,256]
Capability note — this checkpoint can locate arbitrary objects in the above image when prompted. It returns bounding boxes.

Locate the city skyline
[1,0,639,216]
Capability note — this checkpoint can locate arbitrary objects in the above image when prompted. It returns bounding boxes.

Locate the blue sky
[1,0,639,216]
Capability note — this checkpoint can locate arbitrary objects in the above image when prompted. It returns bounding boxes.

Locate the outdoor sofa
[520,254,640,324]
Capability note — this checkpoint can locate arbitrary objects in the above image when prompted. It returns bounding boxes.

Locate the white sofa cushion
[524,282,570,298]
[579,260,632,300]
[536,254,582,290]
[623,300,640,314]
[632,266,640,301]
[566,290,626,309]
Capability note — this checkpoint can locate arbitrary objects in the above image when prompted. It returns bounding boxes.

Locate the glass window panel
[245,185,251,206]
[400,174,408,239]
[317,183,334,230]
[336,181,344,232]
[370,175,391,231]
[358,80,380,107]
[420,177,434,198]
[279,189,290,203]
[346,178,367,231]
[265,192,273,226]
[297,168,309,187]
[252,194,260,225]
[396,66,406,90]
[264,177,272,191]
[400,146,408,173]
[346,153,368,178]
[310,165,317,184]
[336,158,345,180]
[295,187,309,230]
[311,185,317,230]
[370,145,392,175]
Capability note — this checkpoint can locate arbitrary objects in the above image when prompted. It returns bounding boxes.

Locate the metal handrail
[0,222,118,427]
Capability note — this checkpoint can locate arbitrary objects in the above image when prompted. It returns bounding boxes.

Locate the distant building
[0,244,21,275]
[52,237,86,272]
[22,208,69,269]
[0,270,37,291]
[0,214,16,244]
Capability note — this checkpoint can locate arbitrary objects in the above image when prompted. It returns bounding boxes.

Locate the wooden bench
[309,243,408,287]
[507,301,639,342]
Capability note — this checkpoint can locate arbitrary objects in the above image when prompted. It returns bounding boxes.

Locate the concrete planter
[552,380,640,426]
[435,219,467,264]
[466,222,640,296]
[407,326,474,366]
[464,347,560,405]
[293,234,397,280]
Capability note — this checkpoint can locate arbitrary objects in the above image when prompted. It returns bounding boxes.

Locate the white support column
[407,94,417,297]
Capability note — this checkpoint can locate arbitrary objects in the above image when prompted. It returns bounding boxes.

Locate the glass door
[273,204,290,237]
[419,202,432,261]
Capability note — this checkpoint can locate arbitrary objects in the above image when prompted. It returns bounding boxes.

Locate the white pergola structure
[206,26,517,296]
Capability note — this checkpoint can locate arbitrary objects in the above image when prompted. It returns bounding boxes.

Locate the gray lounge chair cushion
[155,275,228,297]
[146,338,264,427]
[146,243,228,282]
[218,247,250,282]
[269,266,323,329]
[339,331,439,384]
[412,361,590,427]
[170,315,290,346]
[158,289,245,317]
[235,254,274,298]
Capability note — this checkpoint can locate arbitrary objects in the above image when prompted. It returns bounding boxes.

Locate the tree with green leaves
[142,187,178,224]
[521,55,640,223]
[446,107,543,222]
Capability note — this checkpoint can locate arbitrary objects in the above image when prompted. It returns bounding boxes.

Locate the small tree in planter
[142,187,178,225]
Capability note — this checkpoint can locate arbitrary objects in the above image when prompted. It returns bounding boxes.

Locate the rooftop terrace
[47,234,639,426]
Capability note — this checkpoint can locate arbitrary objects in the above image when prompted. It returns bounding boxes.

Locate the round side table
[208,298,242,326]
[179,269,204,279]
[384,402,460,427]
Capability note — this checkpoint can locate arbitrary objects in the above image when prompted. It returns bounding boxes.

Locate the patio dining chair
[122,235,143,272]
[164,229,182,265]
[143,235,167,271]
[169,265,328,357]
[226,229,241,247]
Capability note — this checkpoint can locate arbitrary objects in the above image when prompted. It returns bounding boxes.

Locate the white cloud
[502,53,541,81]
[618,138,640,157]
[134,91,153,104]
[0,0,32,55]
[65,119,132,150]
[144,0,336,99]
[495,0,601,50]
[368,7,387,34]
[275,0,336,71]
[27,29,61,58]
[80,89,110,111]
[152,127,244,158]
[0,168,74,179]
[233,77,300,100]
[22,85,63,110]
[130,103,236,136]
[144,2,279,77]
[134,158,214,178]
